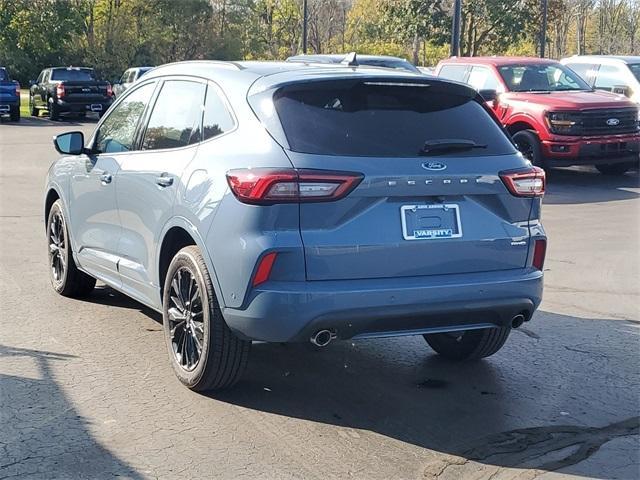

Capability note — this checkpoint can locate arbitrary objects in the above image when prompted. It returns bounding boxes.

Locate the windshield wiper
[419,139,487,156]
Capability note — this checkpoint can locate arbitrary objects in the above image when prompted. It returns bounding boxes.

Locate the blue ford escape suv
[45,61,546,391]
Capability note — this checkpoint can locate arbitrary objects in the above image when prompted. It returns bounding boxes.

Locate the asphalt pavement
[0,116,638,479]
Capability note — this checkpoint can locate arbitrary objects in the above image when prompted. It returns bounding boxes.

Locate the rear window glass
[271,81,514,157]
[51,69,96,81]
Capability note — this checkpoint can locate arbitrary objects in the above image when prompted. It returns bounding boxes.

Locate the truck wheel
[512,130,545,169]
[10,107,19,122]
[424,327,511,360]
[47,200,96,297]
[30,97,38,116]
[48,99,59,121]
[595,163,631,175]
[162,246,251,391]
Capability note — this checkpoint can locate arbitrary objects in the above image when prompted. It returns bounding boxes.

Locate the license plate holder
[401,204,462,240]
[90,104,102,112]
[0,105,10,113]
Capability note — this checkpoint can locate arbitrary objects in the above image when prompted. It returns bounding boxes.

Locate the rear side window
[202,85,235,141]
[438,65,469,82]
[0,68,8,81]
[271,80,515,157]
[51,69,96,81]
[142,80,206,150]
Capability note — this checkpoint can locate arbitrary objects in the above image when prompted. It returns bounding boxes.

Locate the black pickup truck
[29,67,113,120]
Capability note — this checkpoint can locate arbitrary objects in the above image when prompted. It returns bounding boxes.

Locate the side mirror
[29,80,35,86]
[54,131,85,155]
[479,89,498,102]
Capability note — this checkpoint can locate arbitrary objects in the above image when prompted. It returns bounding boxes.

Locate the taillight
[15,83,20,96]
[226,168,363,205]
[499,166,545,197]
[252,252,277,286]
[56,83,65,99]
[106,83,113,97]
[532,238,547,270]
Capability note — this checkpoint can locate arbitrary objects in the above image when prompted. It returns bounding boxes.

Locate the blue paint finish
[44,60,546,344]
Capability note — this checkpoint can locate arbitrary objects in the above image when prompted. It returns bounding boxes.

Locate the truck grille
[579,108,639,136]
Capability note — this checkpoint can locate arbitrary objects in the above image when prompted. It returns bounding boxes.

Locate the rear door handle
[100,172,112,184]
[156,175,174,187]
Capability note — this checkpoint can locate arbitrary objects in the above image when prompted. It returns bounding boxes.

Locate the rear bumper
[222,268,544,342]
[56,99,113,113]
[541,133,640,166]
[0,100,19,114]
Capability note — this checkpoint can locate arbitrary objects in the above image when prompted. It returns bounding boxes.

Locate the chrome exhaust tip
[511,314,525,329]
[310,329,335,347]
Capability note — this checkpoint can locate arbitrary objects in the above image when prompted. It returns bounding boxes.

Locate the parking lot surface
[0,117,638,479]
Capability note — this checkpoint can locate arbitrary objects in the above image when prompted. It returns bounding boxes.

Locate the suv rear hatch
[252,77,538,281]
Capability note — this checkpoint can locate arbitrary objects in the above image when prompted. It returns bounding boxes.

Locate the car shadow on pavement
[544,166,639,205]
[211,311,639,479]
[0,344,144,479]
[82,285,162,323]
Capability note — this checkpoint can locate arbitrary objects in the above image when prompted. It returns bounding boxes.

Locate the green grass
[19,89,30,117]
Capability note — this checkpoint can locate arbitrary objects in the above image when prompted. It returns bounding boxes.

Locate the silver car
[45,60,546,391]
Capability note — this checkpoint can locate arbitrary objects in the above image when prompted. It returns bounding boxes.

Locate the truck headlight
[546,112,579,135]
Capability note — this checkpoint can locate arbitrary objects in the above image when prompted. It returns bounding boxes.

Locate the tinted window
[564,63,594,84]
[438,65,469,82]
[629,64,640,82]
[203,85,234,141]
[142,80,206,150]
[467,66,501,91]
[95,83,155,153]
[594,64,625,92]
[498,63,590,92]
[0,68,8,81]
[119,71,130,83]
[271,80,515,157]
[50,68,96,81]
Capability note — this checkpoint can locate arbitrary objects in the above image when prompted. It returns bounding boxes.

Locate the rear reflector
[226,168,363,205]
[532,238,547,270]
[253,252,277,286]
[499,166,545,197]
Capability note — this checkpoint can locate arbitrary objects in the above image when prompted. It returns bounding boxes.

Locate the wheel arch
[507,121,537,137]
[44,188,60,228]
[156,217,226,309]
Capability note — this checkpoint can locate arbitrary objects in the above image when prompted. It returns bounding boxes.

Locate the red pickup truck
[436,57,640,175]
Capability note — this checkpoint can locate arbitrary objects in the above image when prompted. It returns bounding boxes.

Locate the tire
[424,326,511,361]
[48,99,59,121]
[47,200,96,297]
[595,163,631,175]
[512,130,545,169]
[30,96,38,116]
[162,246,250,391]
[10,107,19,122]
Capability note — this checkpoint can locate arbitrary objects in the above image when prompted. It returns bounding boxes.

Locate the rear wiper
[419,139,487,156]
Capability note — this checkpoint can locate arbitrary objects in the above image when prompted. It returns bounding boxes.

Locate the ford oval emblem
[421,162,447,171]
[606,118,620,126]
